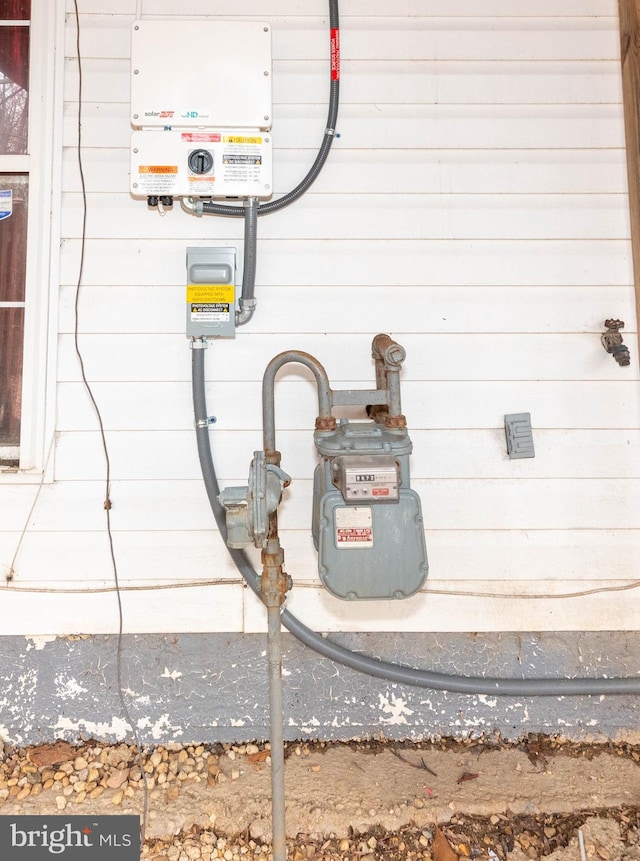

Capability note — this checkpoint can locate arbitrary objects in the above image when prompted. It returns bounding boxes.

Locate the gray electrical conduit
[236,197,258,326]
[197,0,340,218]
[192,347,640,697]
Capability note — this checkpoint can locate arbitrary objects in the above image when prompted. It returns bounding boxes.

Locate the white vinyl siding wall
[1,0,638,635]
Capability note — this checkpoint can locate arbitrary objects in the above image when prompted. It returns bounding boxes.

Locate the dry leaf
[29,741,77,768]
[433,827,459,861]
[524,736,548,769]
[457,772,479,784]
[246,750,271,765]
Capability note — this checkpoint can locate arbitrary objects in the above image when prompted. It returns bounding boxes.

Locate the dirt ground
[1,736,639,860]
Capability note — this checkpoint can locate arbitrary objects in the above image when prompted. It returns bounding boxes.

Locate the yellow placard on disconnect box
[186,283,234,304]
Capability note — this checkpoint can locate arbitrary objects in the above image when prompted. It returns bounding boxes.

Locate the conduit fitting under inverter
[192,342,640,698]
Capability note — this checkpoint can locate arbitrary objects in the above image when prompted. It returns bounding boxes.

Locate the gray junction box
[312,420,428,600]
[186,246,236,339]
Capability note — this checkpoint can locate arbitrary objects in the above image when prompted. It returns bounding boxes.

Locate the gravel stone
[1,737,639,861]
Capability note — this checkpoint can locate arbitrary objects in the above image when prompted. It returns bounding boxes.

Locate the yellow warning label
[139,165,178,174]
[186,284,234,303]
[223,135,262,144]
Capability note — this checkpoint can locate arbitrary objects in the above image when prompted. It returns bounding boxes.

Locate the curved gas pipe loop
[262,334,409,463]
[262,350,334,463]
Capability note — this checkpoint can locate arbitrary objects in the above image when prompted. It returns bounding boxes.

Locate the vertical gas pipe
[260,350,334,861]
[261,443,290,861]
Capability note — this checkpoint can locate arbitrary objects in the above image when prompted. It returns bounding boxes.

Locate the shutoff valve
[219,451,291,549]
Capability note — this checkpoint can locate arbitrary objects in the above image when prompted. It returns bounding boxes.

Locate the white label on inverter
[335,506,373,549]
[222,136,264,185]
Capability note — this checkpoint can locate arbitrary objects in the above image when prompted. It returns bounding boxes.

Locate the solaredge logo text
[10,822,94,854]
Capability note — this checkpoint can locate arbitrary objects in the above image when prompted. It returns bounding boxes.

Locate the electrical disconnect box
[504,412,535,459]
[130,19,273,201]
[186,247,236,338]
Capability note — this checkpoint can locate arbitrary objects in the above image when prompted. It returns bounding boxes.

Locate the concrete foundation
[1,632,638,746]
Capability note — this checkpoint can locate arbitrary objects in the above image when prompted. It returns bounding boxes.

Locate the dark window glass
[0,0,29,453]
[0,174,27,448]
[0,2,30,20]
[0,306,24,446]
[0,24,29,154]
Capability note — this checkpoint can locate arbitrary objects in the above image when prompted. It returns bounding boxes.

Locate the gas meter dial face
[332,455,400,503]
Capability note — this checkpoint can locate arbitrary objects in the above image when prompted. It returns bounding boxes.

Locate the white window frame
[0,0,64,479]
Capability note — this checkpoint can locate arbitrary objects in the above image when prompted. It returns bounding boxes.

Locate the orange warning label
[139,165,178,174]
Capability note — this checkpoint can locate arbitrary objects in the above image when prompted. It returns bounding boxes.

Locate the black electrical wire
[73,0,149,842]
[199,0,340,218]
[192,346,640,697]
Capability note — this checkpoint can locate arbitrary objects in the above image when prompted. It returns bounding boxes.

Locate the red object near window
[0,2,30,17]
[0,2,29,155]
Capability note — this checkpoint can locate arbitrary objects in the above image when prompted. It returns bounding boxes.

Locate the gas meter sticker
[335,506,373,549]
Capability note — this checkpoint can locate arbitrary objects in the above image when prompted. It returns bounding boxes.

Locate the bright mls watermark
[0,816,139,859]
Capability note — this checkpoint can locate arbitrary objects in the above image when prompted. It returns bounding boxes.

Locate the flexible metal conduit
[192,347,640,697]
[236,197,258,326]
[198,0,340,217]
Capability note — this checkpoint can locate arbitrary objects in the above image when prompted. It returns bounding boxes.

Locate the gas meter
[220,334,428,602]
[312,419,426,600]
